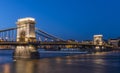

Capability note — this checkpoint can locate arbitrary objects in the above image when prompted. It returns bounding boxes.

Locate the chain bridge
[0,17,113,59]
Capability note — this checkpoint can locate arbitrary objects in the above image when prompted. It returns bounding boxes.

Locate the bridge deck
[0,41,113,48]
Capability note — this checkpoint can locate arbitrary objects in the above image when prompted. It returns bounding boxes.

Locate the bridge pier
[13,17,40,59]
[13,45,39,59]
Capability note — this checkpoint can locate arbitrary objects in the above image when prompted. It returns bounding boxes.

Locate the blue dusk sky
[0,0,120,41]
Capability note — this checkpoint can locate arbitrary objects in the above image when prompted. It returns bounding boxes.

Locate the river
[0,50,120,73]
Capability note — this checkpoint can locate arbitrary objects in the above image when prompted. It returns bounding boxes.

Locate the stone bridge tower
[14,17,39,59]
[16,17,36,42]
[93,35,103,49]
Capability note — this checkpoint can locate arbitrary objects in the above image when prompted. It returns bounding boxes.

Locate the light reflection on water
[0,50,120,73]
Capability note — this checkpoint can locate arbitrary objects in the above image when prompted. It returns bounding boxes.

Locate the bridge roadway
[0,41,113,48]
[0,41,94,45]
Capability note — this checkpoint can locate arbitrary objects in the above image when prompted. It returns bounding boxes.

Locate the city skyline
[0,0,120,40]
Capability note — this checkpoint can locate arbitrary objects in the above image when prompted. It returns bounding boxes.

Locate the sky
[0,0,120,41]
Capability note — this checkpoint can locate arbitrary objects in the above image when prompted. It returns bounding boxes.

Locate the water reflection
[14,60,35,73]
[0,51,120,73]
[3,64,10,73]
[55,57,62,63]
[66,56,72,65]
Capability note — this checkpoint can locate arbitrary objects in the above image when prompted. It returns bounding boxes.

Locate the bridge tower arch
[13,17,39,59]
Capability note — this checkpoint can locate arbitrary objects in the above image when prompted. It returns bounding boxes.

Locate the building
[108,38,120,48]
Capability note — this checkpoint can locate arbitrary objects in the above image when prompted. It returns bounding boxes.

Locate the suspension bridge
[0,17,113,59]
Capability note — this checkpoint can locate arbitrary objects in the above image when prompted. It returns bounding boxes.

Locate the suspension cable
[35,28,64,41]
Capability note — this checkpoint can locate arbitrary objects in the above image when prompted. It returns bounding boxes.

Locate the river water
[0,50,120,73]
